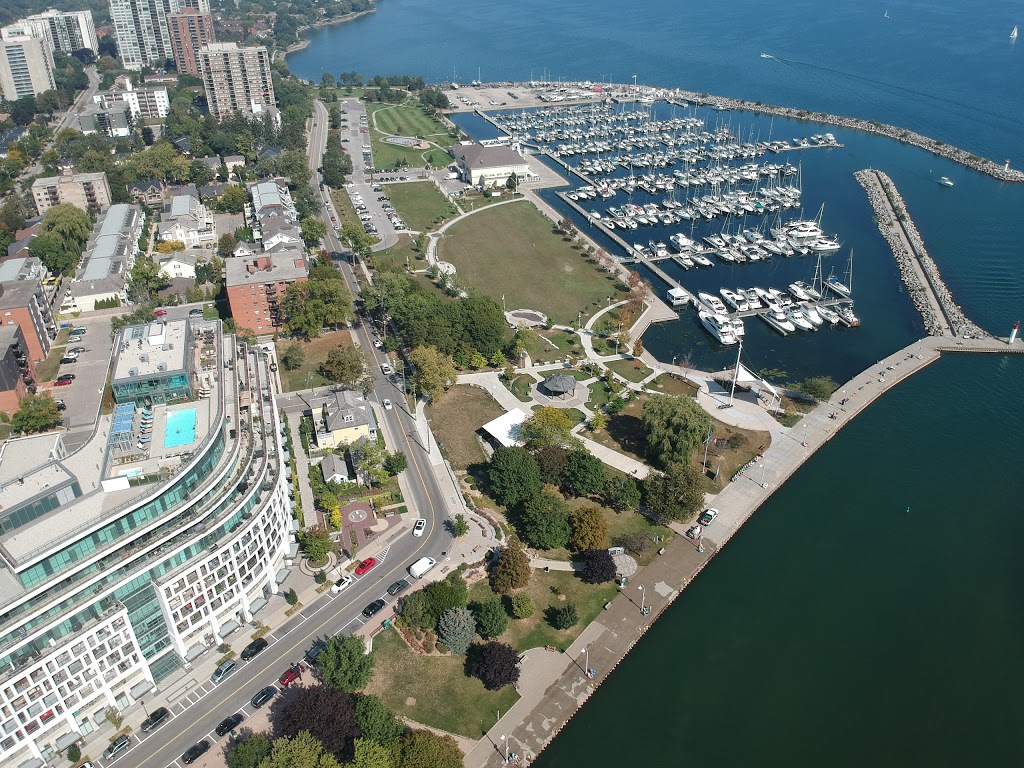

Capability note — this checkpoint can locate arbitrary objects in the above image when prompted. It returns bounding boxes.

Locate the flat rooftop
[113,320,189,381]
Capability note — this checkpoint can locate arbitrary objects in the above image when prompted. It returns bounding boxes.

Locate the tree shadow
[605,414,646,459]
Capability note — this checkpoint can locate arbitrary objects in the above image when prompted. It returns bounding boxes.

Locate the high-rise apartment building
[198,42,275,121]
[109,0,210,70]
[1,10,99,55]
[167,9,214,77]
[31,170,112,216]
[0,34,55,100]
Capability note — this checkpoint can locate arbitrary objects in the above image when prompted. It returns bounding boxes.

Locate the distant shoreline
[282,8,377,57]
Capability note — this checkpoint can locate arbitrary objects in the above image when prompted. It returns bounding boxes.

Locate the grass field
[368,102,455,170]
[329,188,364,235]
[426,384,505,469]
[468,570,619,652]
[520,329,583,365]
[365,627,519,738]
[438,202,626,325]
[277,330,354,392]
[383,181,459,233]
[459,191,523,212]
[507,375,534,402]
[647,373,699,398]
[606,358,653,383]
[371,234,422,272]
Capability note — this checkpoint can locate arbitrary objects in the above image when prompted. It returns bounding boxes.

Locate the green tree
[510,593,535,619]
[490,538,530,593]
[219,185,247,213]
[301,216,328,247]
[437,607,476,655]
[350,738,394,768]
[641,461,705,522]
[260,731,343,768]
[320,635,375,692]
[11,394,62,434]
[517,490,570,550]
[472,600,508,639]
[549,603,579,630]
[281,342,306,371]
[227,733,273,768]
[28,203,92,275]
[641,394,712,468]
[286,588,299,606]
[563,450,605,497]
[126,255,171,303]
[800,375,838,401]
[602,474,641,512]
[451,513,470,537]
[217,232,237,258]
[520,407,579,451]
[422,573,469,623]
[383,451,407,476]
[400,730,464,768]
[321,345,366,387]
[281,279,355,338]
[566,505,610,554]
[340,221,376,259]
[534,446,569,487]
[300,525,333,562]
[408,346,456,402]
[354,695,404,745]
[486,447,541,508]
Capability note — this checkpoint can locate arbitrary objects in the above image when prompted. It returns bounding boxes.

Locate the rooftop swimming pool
[164,408,197,449]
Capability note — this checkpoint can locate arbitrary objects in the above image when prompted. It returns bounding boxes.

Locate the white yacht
[938,176,954,187]
[740,288,763,309]
[790,281,822,301]
[788,307,815,331]
[699,311,738,344]
[720,288,749,312]
[810,237,842,253]
[788,282,812,302]
[728,317,746,338]
[817,305,841,325]
[692,252,714,267]
[760,306,796,335]
[698,292,728,314]
[837,305,861,327]
[801,303,825,326]
[670,233,695,252]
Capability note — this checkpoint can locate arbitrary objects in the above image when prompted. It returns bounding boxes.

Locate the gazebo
[542,373,576,399]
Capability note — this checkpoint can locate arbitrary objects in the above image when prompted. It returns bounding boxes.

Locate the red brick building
[225,254,307,335]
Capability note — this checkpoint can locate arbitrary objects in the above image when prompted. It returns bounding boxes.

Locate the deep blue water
[291,2,1024,763]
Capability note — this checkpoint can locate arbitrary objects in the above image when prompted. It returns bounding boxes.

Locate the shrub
[285,588,299,606]
[315,569,327,584]
[66,744,81,763]
[548,603,578,630]
[510,594,535,619]
[472,600,509,639]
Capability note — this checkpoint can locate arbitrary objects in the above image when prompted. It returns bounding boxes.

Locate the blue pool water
[164,408,198,449]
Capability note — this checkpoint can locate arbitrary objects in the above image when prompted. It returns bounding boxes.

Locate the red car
[354,557,377,576]
[278,664,303,688]
[154,309,168,317]
[53,378,73,387]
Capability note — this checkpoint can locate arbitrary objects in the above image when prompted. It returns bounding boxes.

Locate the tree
[471,600,508,639]
[437,607,476,655]
[400,730,464,768]
[261,731,343,768]
[510,594,535,619]
[300,525,333,562]
[602,474,641,512]
[563,450,605,497]
[286,588,299,605]
[422,574,468,627]
[355,695,404,745]
[275,686,359,762]
[12,394,62,434]
[320,634,375,692]
[486,447,541,508]
[126,255,171,303]
[581,549,618,584]
[451,513,470,537]
[469,641,520,690]
[641,394,712,469]
[534,446,569,487]
[589,412,607,432]
[520,407,579,451]
[282,279,355,338]
[490,538,530,593]
[350,738,395,768]
[227,733,273,768]
[459,295,506,357]
[321,345,366,387]
[383,451,407,475]
[66,744,81,763]
[800,375,838,401]
[219,185,247,213]
[642,462,705,522]
[517,490,571,550]
[632,337,644,358]
[548,603,578,630]
[28,204,92,275]
[408,345,456,402]
[301,216,328,247]
[218,232,237,258]
[340,221,377,259]
[281,343,306,371]
[567,506,610,554]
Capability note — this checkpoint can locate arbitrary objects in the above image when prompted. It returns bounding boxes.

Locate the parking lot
[45,314,115,445]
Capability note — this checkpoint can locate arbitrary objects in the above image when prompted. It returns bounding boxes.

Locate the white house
[159,194,216,248]
[451,143,532,188]
[157,251,198,280]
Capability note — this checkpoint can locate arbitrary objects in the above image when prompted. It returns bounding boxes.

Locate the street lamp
[500,734,509,765]
[140,699,148,717]
[637,584,646,614]
[579,646,588,673]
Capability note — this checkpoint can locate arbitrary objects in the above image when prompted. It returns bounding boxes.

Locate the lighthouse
[1006,159,1012,172]
[1010,321,1020,345]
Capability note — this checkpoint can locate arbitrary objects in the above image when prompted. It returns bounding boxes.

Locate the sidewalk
[284,411,318,529]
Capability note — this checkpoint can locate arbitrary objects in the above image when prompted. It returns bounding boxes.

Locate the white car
[331,575,354,594]
[685,524,703,540]
[382,399,393,410]
[373,339,383,349]
[412,518,426,537]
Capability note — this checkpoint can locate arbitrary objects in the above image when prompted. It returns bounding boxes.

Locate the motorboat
[692,252,714,267]
[699,311,739,344]
[788,282,812,301]
[760,306,796,335]
[790,280,822,301]
[740,288,763,309]
[817,305,841,325]
[801,303,825,326]
[698,292,728,313]
[787,307,815,331]
[728,317,745,337]
[937,176,954,187]
[837,304,861,327]
[720,288,749,312]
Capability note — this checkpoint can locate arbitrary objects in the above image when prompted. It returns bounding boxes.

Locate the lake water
[290,1,1024,762]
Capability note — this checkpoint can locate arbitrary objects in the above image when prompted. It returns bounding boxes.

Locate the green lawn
[506,374,534,402]
[368,102,455,170]
[606,358,653,383]
[460,191,524,211]
[383,181,459,233]
[365,627,519,738]
[329,188,365,234]
[438,202,627,325]
[278,330,354,392]
[468,570,619,653]
[647,373,699,398]
[371,234,423,272]
[587,380,614,409]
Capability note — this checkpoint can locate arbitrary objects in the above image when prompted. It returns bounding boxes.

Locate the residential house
[157,251,198,280]
[127,178,164,207]
[62,204,143,312]
[310,390,378,449]
[159,194,216,248]
[319,453,350,484]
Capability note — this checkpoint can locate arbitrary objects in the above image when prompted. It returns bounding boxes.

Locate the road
[20,66,100,179]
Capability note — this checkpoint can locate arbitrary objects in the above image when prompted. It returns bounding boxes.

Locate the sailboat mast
[729,337,743,406]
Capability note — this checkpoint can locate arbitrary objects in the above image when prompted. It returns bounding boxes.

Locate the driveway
[46,314,116,445]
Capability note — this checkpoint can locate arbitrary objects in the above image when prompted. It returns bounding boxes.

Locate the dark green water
[534,354,1024,766]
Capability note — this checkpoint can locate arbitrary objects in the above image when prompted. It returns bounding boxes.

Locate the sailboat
[884,9,890,20]
[1012,25,1019,40]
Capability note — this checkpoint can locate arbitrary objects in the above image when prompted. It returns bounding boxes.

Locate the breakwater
[855,169,987,339]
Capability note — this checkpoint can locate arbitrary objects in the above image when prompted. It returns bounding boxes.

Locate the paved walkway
[284,411,318,530]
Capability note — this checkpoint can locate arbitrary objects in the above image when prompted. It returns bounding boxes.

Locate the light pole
[579,646,588,673]
[140,699,148,717]
[637,584,646,614]
[500,734,509,764]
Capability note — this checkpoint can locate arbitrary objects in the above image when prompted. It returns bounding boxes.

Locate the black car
[215,713,245,737]
[60,356,78,364]
[54,399,66,411]
[68,347,86,354]
[56,373,75,381]
[240,637,269,661]
[362,599,387,618]
[181,740,210,765]
[386,579,410,597]
[251,685,277,708]
[140,706,171,732]
[304,639,328,666]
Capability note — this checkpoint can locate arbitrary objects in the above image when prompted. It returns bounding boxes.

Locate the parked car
[56,373,75,382]
[71,326,87,335]
[362,599,386,618]
[685,524,703,539]
[68,347,86,354]
[305,639,328,666]
[355,557,377,576]
[215,713,244,737]
[240,637,269,661]
[332,575,354,594]
[387,579,410,596]
[188,308,204,318]
[251,686,277,708]
[278,664,302,688]
[60,354,78,364]
[53,378,73,387]
[698,508,719,526]
[154,309,168,317]
[103,735,132,760]
[140,706,171,732]
[412,518,426,537]
[181,740,210,765]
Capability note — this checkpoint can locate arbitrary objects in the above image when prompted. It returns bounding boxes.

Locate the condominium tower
[109,0,210,70]
[198,42,275,121]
